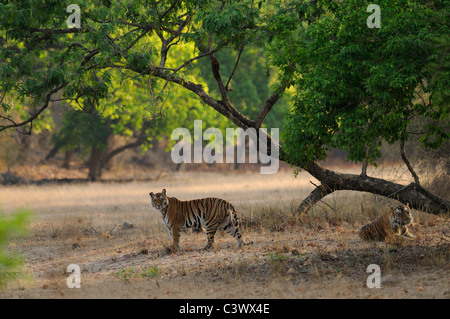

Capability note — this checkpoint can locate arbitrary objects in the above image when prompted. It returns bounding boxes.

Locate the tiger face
[359,204,415,241]
[390,205,413,229]
[149,189,169,211]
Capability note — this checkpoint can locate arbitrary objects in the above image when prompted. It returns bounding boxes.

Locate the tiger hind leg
[201,228,217,250]
[222,210,247,249]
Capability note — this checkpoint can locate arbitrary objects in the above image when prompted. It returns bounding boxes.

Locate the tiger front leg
[170,226,181,252]
[166,226,180,253]
[400,226,416,239]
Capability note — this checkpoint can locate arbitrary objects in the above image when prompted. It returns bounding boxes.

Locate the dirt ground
[0,168,448,299]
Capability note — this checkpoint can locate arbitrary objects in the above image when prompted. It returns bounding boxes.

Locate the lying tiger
[359,204,416,241]
[149,189,248,252]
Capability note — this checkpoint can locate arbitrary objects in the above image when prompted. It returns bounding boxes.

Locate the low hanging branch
[296,162,450,216]
[114,27,450,216]
[297,182,334,216]
[254,82,289,129]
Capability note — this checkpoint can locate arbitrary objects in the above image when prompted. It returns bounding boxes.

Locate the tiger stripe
[359,204,415,241]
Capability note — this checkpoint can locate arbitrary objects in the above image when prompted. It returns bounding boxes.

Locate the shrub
[0,209,30,287]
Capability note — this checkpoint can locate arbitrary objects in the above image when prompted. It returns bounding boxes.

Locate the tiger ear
[162,189,166,195]
[149,192,154,198]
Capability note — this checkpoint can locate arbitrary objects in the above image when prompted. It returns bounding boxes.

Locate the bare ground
[0,169,448,299]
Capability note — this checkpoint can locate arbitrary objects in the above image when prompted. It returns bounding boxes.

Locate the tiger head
[149,189,169,211]
[390,204,413,228]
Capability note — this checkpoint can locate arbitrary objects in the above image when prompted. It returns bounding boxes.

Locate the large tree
[274,0,449,214]
[0,0,448,213]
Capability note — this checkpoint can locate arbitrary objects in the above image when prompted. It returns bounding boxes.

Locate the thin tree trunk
[87,146,104,181]
[63,150,73,169]
[233,143,239,170]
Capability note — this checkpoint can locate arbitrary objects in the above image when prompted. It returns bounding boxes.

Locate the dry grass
[0,167,448,299]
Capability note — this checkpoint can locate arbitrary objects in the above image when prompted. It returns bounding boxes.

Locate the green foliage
[52,111,110,155]
[2,0,447,172]
[0,0,289,138]
[0,209,30,288]
[197,0,258,48]
[52,67,226,157]
[115,265,159,282]
[274,0,449,167]
[140,265,160,278]
[267,252,288,262]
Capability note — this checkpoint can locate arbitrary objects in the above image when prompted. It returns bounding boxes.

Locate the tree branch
[0,83,67,133]
[254,82,288,129]
[159,0,181,21]
[297,183,334,215]
[361,161,368,176]
[158,13,192,68]
[225,47,243,91]
[102,120,151,165]
[209,54,230,103]
[299,161,449,215]
[125,65,255,129]
[28,27,89,35]
[125,27,152,52]
[171,48,220,73]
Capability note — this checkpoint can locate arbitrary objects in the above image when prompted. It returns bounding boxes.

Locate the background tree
[0,0,448,213]
[50,66,225,180]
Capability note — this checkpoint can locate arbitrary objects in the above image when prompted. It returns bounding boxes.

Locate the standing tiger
[359,204,416,241]
[149,189,247,251]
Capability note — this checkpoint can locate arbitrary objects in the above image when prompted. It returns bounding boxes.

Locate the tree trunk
[62,150,73,169]
[87,146,104,181]
[233,143,239,170]
[85,123,151,180]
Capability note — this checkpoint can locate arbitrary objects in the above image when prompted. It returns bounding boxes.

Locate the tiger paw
[201,243,213,250]
[402,233,416,240]
[166,246,179,254]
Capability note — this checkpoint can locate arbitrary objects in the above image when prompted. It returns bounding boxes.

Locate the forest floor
[0,168,448,299]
